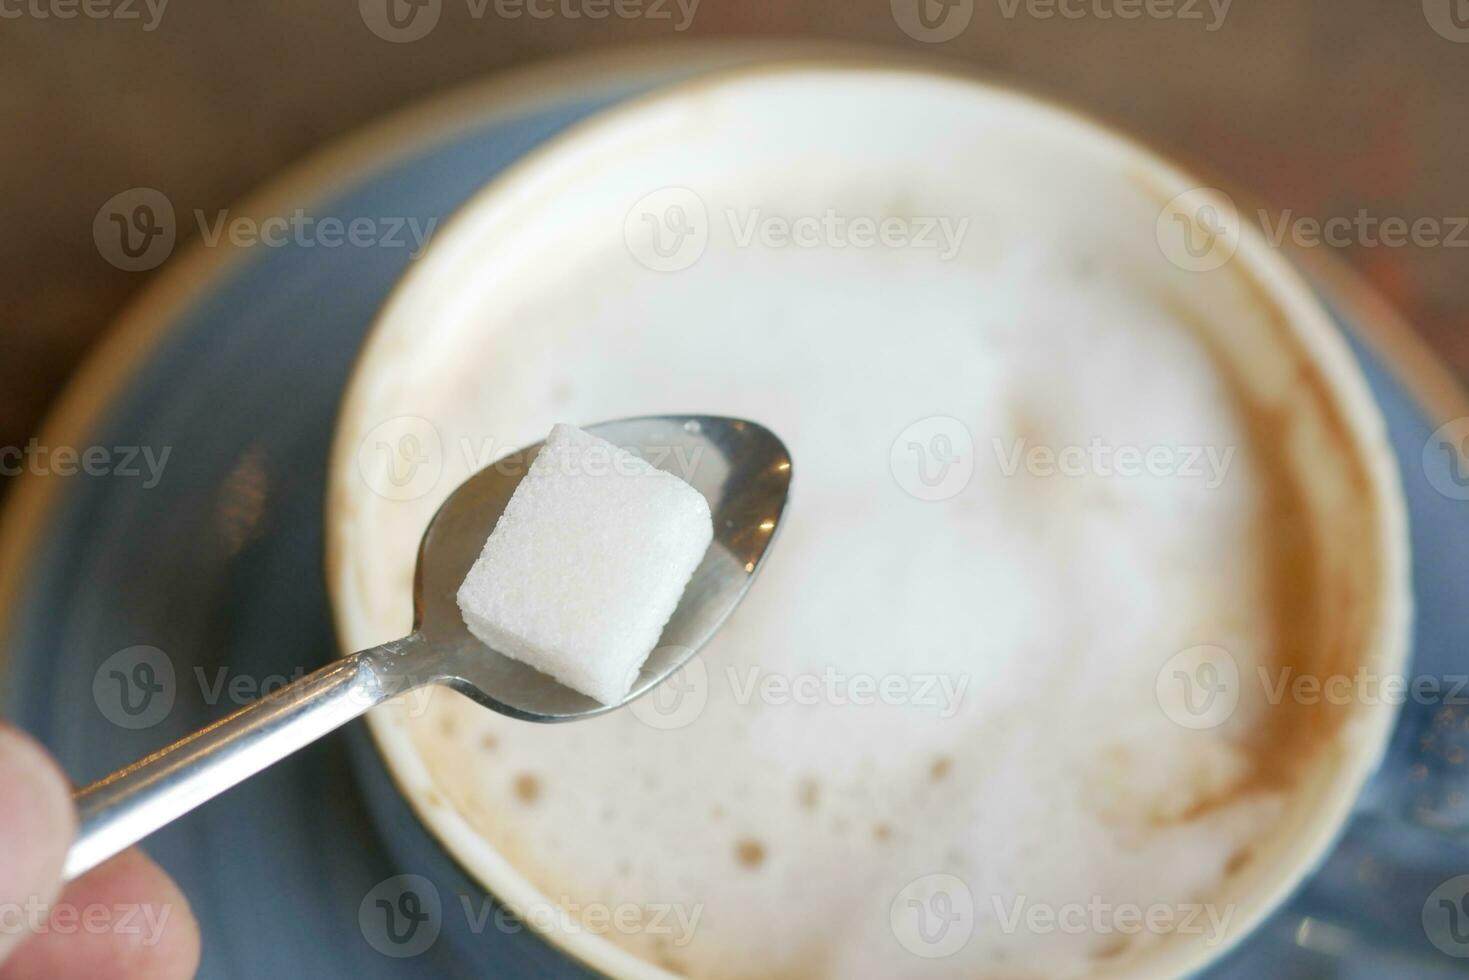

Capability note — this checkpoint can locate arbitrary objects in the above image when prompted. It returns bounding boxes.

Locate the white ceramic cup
[327,60,1411,979]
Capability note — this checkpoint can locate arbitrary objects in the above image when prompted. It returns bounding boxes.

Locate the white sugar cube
[456,423,714,705]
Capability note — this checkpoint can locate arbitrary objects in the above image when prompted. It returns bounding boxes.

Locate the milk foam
[364,239,1291,978]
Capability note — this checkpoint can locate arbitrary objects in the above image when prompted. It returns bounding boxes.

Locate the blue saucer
[3,56,1468,979]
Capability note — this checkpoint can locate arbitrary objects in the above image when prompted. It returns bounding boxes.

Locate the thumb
[0,727,75,963]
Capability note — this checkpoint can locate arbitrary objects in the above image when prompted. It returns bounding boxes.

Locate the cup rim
[325,54,1413,980]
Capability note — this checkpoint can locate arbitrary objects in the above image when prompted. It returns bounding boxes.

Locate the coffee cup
[328,59,1410,978]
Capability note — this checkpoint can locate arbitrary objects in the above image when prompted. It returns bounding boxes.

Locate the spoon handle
[64,641,413,880]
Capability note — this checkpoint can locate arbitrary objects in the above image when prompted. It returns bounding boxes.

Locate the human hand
[0,726,200,979]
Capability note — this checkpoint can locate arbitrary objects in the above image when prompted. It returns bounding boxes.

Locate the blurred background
[1,0,1465,464]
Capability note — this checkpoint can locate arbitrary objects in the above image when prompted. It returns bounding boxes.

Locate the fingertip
[87,850,201,980]
[0,727,75,960]
[0,849,201,980]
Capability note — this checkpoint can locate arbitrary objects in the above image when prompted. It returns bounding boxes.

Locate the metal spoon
[65,415,792,879]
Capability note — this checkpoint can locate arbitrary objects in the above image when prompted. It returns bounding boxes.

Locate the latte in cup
[329,64,1409,979]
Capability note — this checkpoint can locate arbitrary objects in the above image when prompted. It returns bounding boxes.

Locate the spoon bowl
[65,415,791,877]
[406,415,791,719]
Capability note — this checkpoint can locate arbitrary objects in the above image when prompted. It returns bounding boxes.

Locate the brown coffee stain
[479,733,498,752]
[874,823,893,842]
[1092,936,1132,960]
[797,778,820,810]
[1128,163,1373,503]
[655,950,687,976]
[1144,270,1380,829]
[1111,179,1392,904]
[930,756,953,781]
[513,772,541,804]
[735,838,766,869]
